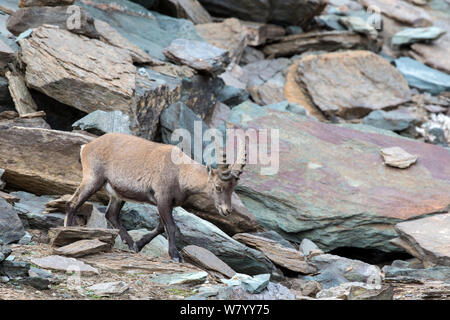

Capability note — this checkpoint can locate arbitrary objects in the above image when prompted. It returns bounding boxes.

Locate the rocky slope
[0,0,449,300]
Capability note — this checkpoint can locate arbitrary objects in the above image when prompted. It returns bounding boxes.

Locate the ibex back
[65,133,246,262]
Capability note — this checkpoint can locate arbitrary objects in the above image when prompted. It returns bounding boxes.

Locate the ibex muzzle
[65,133,246,262]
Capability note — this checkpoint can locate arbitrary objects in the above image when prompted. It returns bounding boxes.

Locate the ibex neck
[179,163,210,198]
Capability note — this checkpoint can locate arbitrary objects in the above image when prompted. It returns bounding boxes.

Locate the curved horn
[230,137,246,178]
[214,137,232,180]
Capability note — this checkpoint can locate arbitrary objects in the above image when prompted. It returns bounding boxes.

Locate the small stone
[392,27,446,46]
[150,271,208,286]
[380,147,418,169]
[86,281,129,296]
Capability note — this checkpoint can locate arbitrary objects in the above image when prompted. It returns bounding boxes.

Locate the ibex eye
[216,186,222,192]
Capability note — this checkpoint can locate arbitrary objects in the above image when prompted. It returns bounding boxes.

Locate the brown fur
[65,133,241,262]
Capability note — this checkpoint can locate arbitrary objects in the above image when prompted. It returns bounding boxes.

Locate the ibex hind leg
[104,197,135,251]
[135,218,165,253]
[65,177,105,227]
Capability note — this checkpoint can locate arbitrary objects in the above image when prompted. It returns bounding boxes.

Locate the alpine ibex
[65,133,246,262]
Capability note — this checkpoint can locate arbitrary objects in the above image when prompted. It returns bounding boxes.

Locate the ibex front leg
[158,201,183,263]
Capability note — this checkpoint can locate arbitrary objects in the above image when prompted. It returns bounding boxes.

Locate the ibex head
[207,139,246,217]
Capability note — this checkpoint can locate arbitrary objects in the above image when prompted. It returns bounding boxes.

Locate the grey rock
[300,254,382,289]
[18,231,32,245]
[0,198,25,244]
[23,267,55,290]
[362,110,417,132]
[316,15,346,31]
[193,285,220,298]
[86,281,129,296]
[316,282,393,300]
[30,255,99,275]
[299,238,321,256]
[392,27,446,46]
[394,57,450,95]
[164,39,230,75]
[221,273,270,294]
[160,102,210,165]
[382,265,450,283]
[181,245,236,279]
[11,192,64,230]
[0,245,12,262]
[286,26,304,35]
[150,271,208,285]
[215,86,249,108]
[72,110,131,135]
[338,16,378,39]
[0,260,30,279]
[217,282,296,300]
[205,102,231,129]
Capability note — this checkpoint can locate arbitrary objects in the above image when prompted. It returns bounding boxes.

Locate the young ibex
[65,133,246,262]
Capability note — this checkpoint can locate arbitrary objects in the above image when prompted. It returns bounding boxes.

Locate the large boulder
[0,198,25,244]
[0,125,93,196]
[227,104,450,252]
[296,51,411,119]
[197,0,327,27]
[393,213,450,267]
[19,25,136,114]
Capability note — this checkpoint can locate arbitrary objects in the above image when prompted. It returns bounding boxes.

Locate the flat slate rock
[233,233,316,274]
[49,227,119,247]
[181,245,236,279]
[394,57,450,95]
[86,281,129,296]
[163,38,230,75]
[394,213,450,267]
[53,239,111,258]
[19,25,135,114]
[31,255,99,275]
[392,27,446,46]
[380,147,418,169]
[150,271,208,285]
[297,51,411,119]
